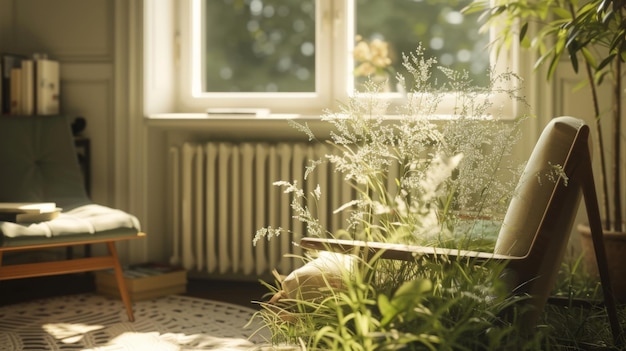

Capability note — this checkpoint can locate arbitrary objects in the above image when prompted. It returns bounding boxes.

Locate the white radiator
[169,141,354,278]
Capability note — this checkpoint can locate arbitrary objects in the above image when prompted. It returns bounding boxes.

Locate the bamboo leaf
[568,45,579,73]
[581,47,597,68]
[572,79,589,92]
[552,7,573,19]
[547,54,561,79]
[595,70,608,86]
[519,22,528,42]
[609,29,626,52]
[555,31,566,56]
[533,51,552,72]
[597,53,615,71]
[601,8,615,24]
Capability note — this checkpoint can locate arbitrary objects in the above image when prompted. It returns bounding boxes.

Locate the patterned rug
[0,293,270,350]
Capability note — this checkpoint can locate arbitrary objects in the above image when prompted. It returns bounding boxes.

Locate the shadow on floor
[0,273,271,309]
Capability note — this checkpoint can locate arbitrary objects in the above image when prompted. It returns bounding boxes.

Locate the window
[174,0,513,116]
[202,0,316,93]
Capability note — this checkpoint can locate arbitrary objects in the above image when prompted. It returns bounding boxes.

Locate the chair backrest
[0,115,91,210]
[494,116,590,324]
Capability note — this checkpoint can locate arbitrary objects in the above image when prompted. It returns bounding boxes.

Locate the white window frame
[152,0,520,119]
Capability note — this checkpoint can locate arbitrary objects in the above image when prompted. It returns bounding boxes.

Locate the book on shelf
[9,67,21,114]
[21,59,34,115]
[0,53,59,116]
[1,53,25,114]
[35,57,60,115]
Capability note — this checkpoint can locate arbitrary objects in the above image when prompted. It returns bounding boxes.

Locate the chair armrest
[300,237,520,263]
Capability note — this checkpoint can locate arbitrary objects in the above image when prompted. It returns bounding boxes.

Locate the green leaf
[597,54,615,71]
[572,79,589,93]
[391,278,432,310]
[534,50,552,70]
[599,0,611,13]
[609,29,626,52]
[520,35,532,49]
[547,54,561,79]
[595,70,608,86]
[378,294,399,327]
[552,7,573,20]
[601,8,615,25]
[519,22,528,42]
[567,45,579,73]
[581,47,597,68]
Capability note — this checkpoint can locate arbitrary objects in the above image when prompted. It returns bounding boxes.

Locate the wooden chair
[299,116,623,343]
[0,115,145,322]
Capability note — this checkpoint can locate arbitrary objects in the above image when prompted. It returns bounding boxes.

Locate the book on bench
[0,202,60,223]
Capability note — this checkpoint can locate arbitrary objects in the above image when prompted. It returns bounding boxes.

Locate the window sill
[144,112,507,140]
[145,113,330,140]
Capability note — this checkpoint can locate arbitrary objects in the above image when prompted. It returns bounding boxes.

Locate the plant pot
[578,223,626,302]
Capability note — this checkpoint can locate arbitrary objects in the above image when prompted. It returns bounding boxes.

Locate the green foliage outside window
[203,0,490,93]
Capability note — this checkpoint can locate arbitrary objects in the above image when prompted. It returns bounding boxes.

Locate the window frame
[171,0,519,118]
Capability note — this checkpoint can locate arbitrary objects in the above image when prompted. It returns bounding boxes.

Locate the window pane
[203,0,316,93]
[354,0,490,92]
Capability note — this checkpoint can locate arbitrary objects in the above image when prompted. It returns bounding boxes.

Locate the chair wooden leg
[581,154,624,345]
[107,241,134,322]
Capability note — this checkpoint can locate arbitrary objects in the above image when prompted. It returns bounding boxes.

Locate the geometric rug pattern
[0,293,269,350]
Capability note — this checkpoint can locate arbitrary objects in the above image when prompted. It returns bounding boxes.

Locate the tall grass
[251,45,622,350]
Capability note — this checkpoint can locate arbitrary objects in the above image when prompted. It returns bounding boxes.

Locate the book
[1,54,25,114]
[35,58,60,115]
[95,263,187,301]
[0,202,57,214]
[0,202,60,223]
[0,208,61,223]
[20,59,34,115]
[10,67,21,115]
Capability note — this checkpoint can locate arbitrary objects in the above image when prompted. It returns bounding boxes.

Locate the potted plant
[464,0,626,298]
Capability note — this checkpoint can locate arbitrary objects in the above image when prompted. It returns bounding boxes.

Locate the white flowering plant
[256,44,527,250]
[250,45,543,350]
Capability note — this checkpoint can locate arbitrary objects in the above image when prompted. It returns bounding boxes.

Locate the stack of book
[0,202,61,223]
[0,53,60,116]
[95,263,188,301]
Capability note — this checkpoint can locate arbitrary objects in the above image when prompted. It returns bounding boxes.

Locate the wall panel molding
[12,0,114,62]
[61,62,114,207]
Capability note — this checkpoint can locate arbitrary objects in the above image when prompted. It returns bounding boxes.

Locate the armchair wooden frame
[0,233,145,322]
[301,117,623,345]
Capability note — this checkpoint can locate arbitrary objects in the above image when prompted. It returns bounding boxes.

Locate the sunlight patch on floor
[43,323,104,343]
[107,332,256,350]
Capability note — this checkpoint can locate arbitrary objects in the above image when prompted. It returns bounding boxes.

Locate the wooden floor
[0,272,271,309]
